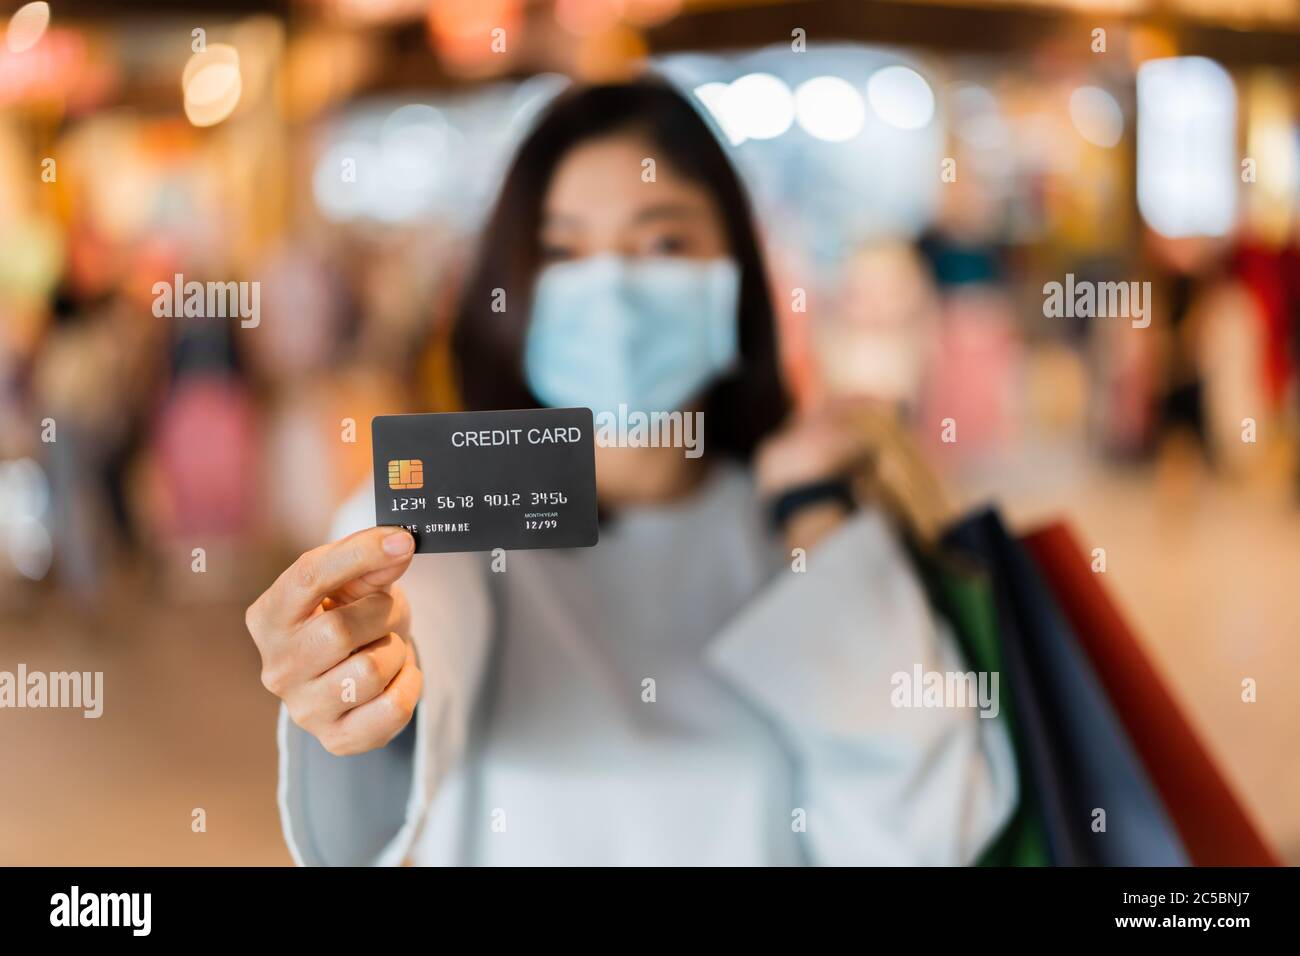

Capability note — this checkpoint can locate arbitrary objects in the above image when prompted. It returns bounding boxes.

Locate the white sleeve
[705,509,1018,866]
[277,483,493,866]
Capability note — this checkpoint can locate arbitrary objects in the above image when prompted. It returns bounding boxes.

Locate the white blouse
[277,463,1017,865]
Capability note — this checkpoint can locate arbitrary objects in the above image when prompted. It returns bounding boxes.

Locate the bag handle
[842,406,958,547]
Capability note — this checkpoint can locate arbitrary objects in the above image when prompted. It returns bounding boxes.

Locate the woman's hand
[754,397,882,500]
[245,527,423,756]
[755,397,953,551]
[755,398,879,551]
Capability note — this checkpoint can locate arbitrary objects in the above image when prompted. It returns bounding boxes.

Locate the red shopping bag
[1022,523,1279,866]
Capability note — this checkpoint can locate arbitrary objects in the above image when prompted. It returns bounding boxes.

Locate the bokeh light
[1137,56,1236,238]
[692,81,744,146]
[4,1,50,54]
[182,43,243,127]
[866,65,935,131]
[1069,85,1124,148]
[794,76,867,143]
[718,72,795,141]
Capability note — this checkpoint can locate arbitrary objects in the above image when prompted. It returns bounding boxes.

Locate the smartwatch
[768,477,856,531]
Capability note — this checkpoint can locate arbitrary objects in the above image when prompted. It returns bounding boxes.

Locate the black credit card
[372,408,599,554]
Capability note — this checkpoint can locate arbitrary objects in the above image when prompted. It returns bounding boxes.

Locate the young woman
[247,80,1016,865]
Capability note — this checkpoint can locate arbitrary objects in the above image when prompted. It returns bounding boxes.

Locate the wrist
[781,498,853,552]
[767,477,856,553]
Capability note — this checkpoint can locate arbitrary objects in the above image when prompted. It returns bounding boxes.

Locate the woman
[247,80,1016,865]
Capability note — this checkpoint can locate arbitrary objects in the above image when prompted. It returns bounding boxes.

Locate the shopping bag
[943,509,1188,866]
[844,413,1052,864]
[910,542,1051,866]
[1022,522,1280,866]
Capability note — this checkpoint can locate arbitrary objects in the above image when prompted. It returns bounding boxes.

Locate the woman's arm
[274,486,493,866]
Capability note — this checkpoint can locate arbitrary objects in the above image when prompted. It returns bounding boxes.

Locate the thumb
[330,528,415,606]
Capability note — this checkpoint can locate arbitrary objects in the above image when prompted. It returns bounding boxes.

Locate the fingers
[327,534,418,608]
[294,632,408,725]
[251,527,414,631]
[318,643,424,756]
[296,590,405,680]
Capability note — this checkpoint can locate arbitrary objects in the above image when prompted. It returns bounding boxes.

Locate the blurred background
[1,0,1299,865]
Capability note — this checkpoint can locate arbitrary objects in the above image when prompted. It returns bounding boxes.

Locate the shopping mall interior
[1,0,1298,865]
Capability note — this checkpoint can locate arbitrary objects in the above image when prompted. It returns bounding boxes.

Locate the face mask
[524,254,740,416]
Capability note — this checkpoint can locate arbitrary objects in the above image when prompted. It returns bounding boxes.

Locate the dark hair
[451,78,789,460]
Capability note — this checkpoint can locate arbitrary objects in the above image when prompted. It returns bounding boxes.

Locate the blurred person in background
[1136,233,1276,493]
[1148,234,1216,463]
[816,239,939,413]
[31,289,121,604]
[916,163,1021,462]
[245,80,1017,866]
[31,223,162,605]
[141,309,260,598]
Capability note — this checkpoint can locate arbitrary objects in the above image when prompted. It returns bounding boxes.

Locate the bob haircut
[451,78,789,461]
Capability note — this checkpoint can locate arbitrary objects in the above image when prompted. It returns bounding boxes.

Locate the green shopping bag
[909,543,1051,867]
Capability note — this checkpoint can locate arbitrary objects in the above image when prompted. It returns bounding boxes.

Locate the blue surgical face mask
[524,254,741,416]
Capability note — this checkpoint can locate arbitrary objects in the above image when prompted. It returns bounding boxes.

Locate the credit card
[372,408,599,554]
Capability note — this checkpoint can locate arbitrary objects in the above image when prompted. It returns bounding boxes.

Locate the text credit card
[372,408,599,554]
